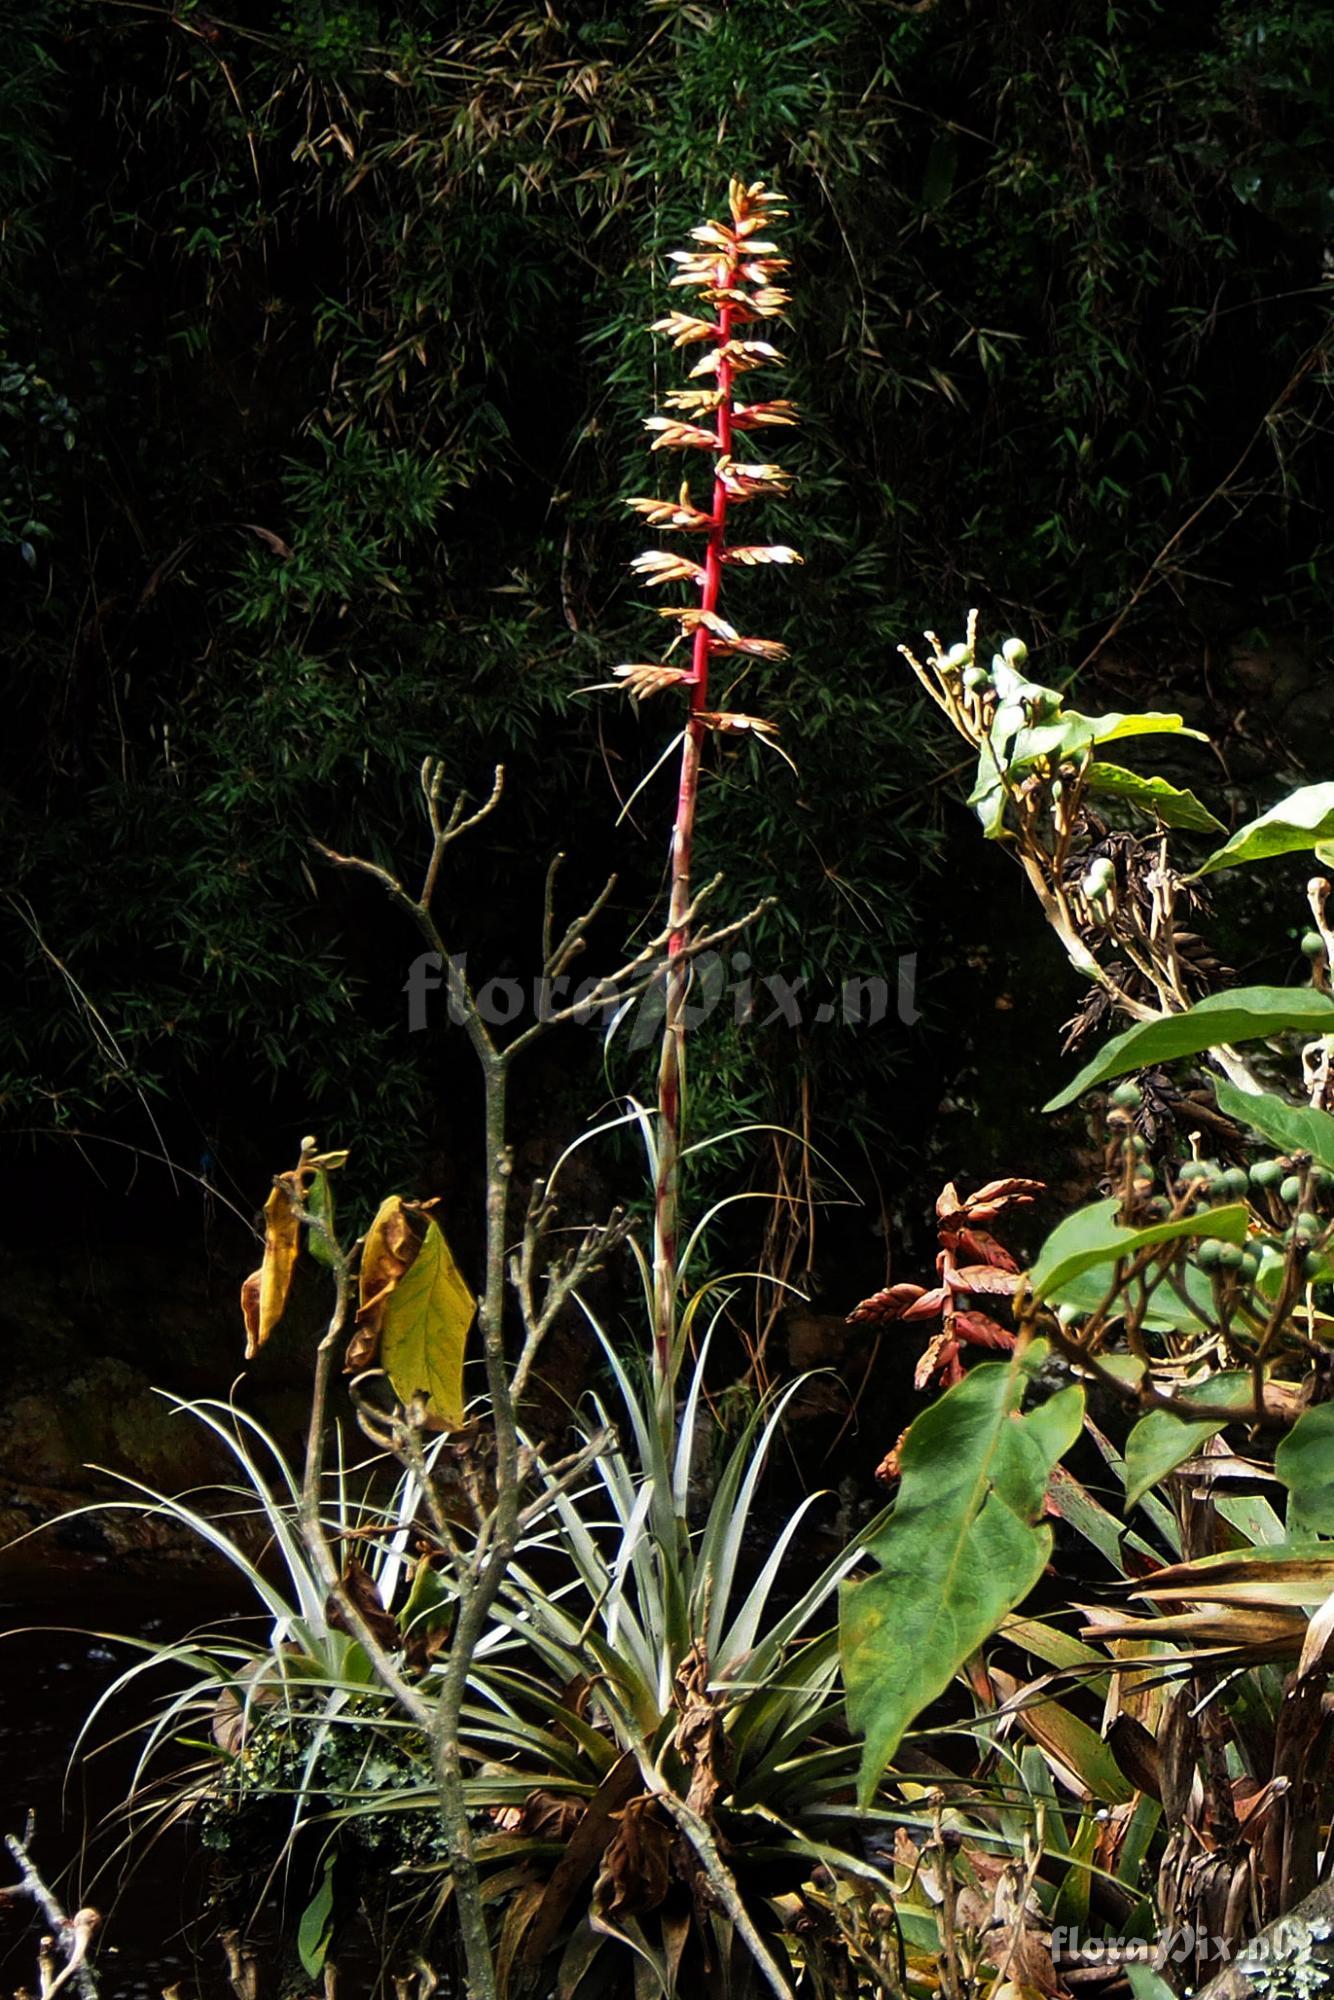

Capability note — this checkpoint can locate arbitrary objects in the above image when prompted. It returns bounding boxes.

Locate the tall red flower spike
[623,180,801,1374]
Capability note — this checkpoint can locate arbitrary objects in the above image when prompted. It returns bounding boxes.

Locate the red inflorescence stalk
[621,181,800,1380]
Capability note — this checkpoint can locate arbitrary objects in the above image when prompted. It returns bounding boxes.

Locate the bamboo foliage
[619,180,802,1374]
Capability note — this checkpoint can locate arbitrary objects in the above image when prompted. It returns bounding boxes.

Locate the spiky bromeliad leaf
[840,1344,1083,1801]
[1044,987,1334,1111]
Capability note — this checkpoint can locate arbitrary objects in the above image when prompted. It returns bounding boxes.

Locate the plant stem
[653,303,734,1382]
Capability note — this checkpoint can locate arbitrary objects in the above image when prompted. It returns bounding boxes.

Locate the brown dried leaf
[349,1193,423,1369]
[240,1270,262,1356]
[327,1556,400,1653]
[593,1797,673,1919]
[244,1181,300,1360]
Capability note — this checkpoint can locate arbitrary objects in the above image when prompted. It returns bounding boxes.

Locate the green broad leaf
[306,1166,338,1269]
[1122,1373,1257,1508]
[297,1856,336,1979]
[1275,1402,1334,1535]
[840,1352,1083,1801]
[1085,762,1225,833]
[401,1559,454,1637]
[1125,1968,1179,2000]
[1027,1196,1249,1300]
[1044,987,1334,1111]
[1214,1076,1334,1172]
[1081,710,1207,749]
[376,1208,474,1431]
[969,706,1204,841]
[1194,782,1334,878]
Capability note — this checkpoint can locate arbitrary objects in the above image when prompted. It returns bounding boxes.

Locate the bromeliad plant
[618,177,801,1370]
[63,183,900,2000]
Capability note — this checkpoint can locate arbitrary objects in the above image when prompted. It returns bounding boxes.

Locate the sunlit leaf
[1194,781,1334,878]
[1085,762,1225,833]
[354,1197,474,1431]
[1044,988,1334,1111]
[1214,1075,1334,1172]
[1026,1196,1249,1299]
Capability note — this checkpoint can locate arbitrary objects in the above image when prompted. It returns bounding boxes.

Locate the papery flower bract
[643,417,719,451]
[625,494,713,532]
[721,545,803,568]
[615,664,693,701]
[631,551,708,587]
[696,710,781,738]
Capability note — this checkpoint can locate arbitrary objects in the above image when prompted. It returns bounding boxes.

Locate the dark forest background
[3,0,1334,1377]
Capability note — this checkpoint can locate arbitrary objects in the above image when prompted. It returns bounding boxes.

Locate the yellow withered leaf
[242,1181,301,1360]
[353,1196,473,1432]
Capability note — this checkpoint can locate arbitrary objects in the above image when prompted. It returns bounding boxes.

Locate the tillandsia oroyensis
[621,179,802,1369]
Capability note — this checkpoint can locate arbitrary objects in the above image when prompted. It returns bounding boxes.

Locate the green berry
[1196,1239,1223,1269]
[1280,1174,1304,1206]
[1239,1250,1259,1279]
[1301,930,1325,959]
[1296,1211,1323,1239]
[1002,637,1029,668]
[1178,1161,1213,1184]
[1250,1159,1285,1189]
[1110,1082,1142,1110]
[1218,1167,1250,1198]
[962,665,991,694]
[1217,1243,1246,1270]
